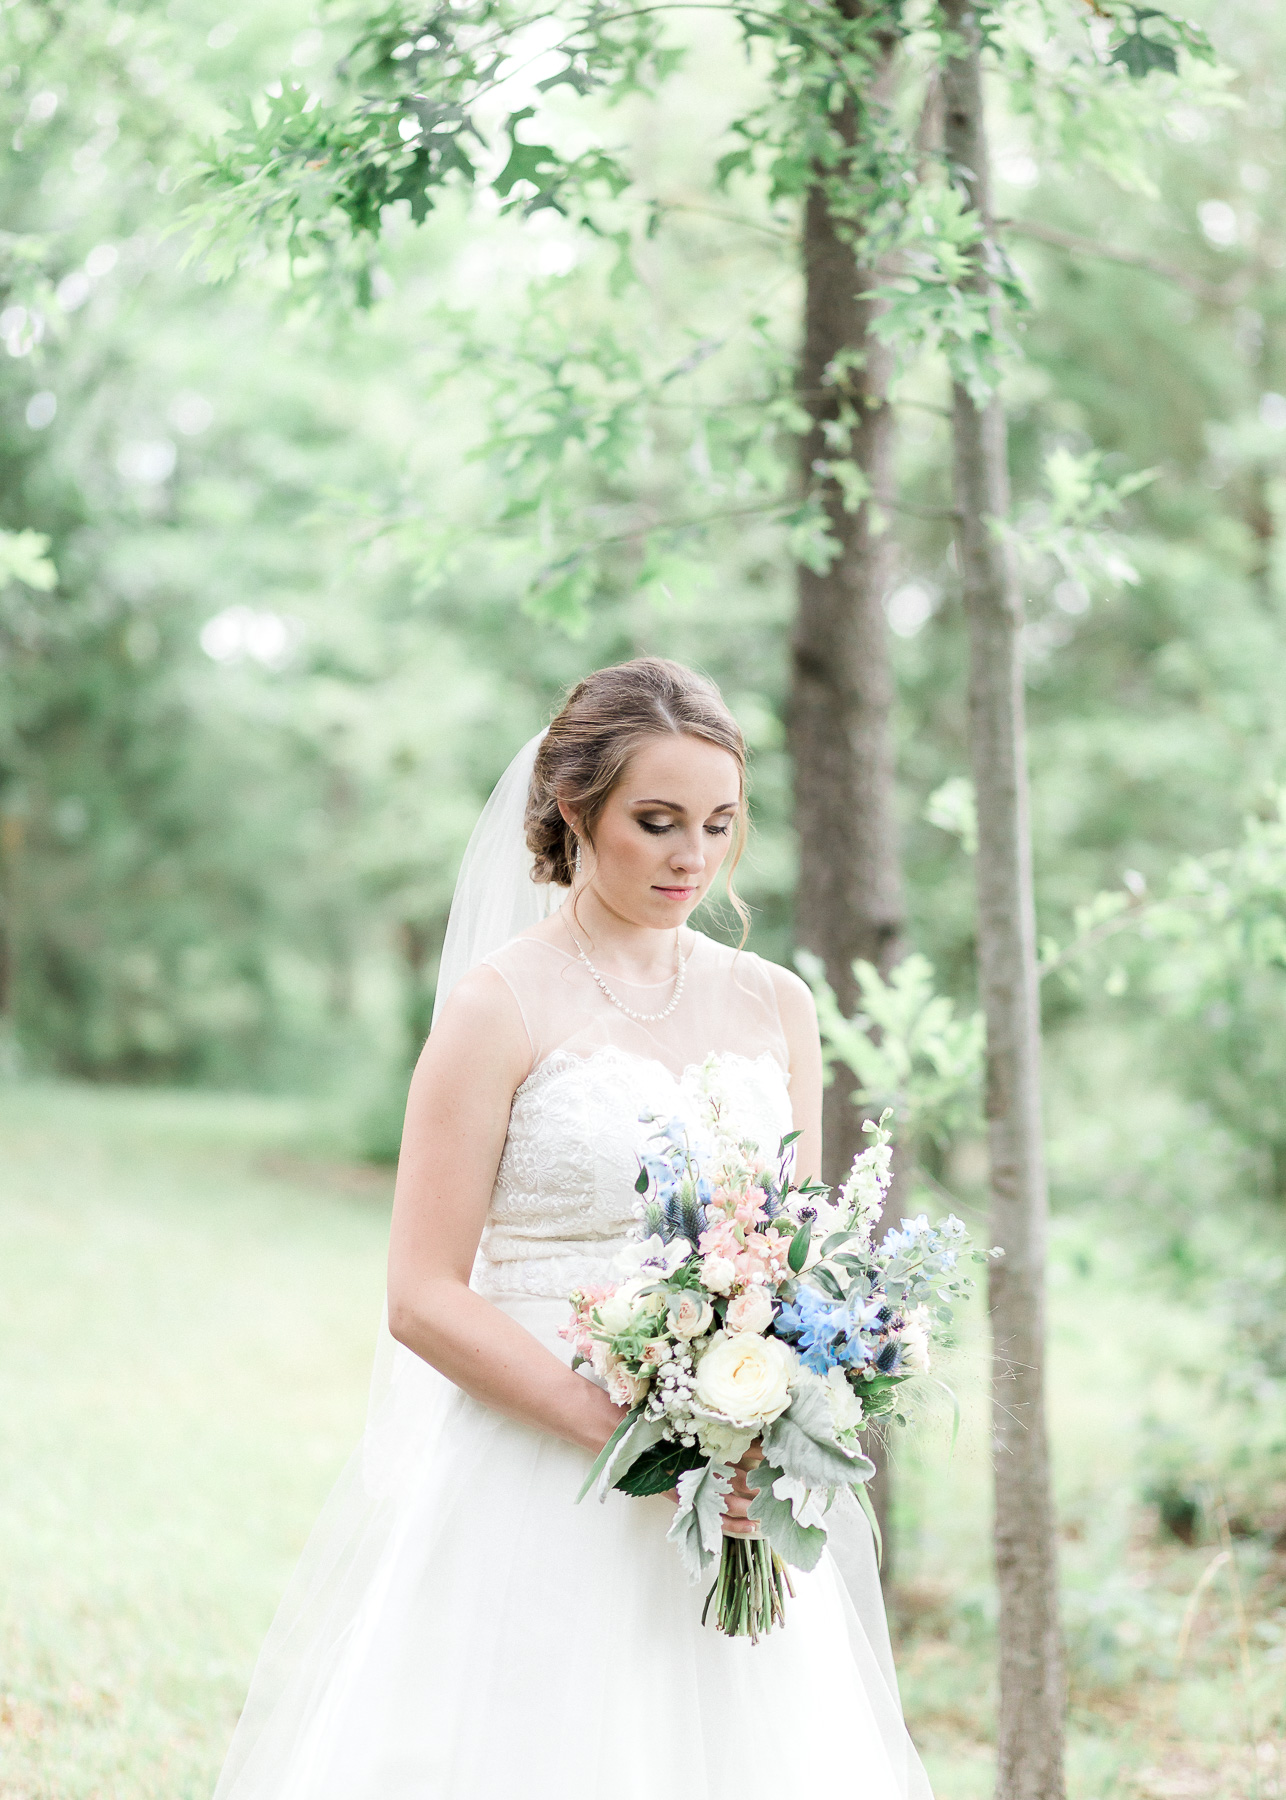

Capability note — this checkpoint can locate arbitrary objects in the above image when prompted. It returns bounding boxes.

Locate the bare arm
[768,962,825,1182]
[386,964,625,1457]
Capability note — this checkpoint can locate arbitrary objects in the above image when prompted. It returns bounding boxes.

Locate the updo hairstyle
[526,658,751,938]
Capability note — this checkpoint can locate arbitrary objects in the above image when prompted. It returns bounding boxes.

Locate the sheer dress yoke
[471,930,793,1302]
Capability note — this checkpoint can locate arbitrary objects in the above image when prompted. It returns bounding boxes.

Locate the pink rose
[724,1286,774,1335]
[669,1292,715,1340]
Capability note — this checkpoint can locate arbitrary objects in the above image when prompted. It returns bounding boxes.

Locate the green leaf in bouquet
[576,1407,642,1504]
[747,1464,827,1572]
[787,1218,812,1274]
[808,1266,846,1302]
[634,1165,650,1194]
[778,1129,803,1149]
[761,1383,876,1488]
[615,1437,706,1497]
[666,1461,734,1581]
[598,1414,669,1499]
[933,1376,962,1456]
[854,1477,884,1568]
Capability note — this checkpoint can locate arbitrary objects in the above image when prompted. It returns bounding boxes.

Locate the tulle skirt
[213,1298,933,1800]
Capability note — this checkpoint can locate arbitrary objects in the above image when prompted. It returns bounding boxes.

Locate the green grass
[0,1084,391,1799]
[2,1082,1283,1798]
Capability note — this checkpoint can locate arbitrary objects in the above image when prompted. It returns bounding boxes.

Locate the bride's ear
[556,797,581,837]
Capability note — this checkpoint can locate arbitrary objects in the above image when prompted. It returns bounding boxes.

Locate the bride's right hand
[665,1442,764,1538]
[721,1441,764,1538]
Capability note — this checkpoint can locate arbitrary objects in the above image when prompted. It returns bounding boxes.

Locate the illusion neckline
[512,1041,791,1102]
[525,925,708,988]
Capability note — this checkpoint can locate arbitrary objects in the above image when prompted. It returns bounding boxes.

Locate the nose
[670,829,706,875]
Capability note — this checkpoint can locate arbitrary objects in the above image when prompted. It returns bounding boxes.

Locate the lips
[654,885,697,899]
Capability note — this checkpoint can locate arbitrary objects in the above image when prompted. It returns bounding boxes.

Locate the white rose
[724,1286,774,1335]
[700,1254,736,1295]
[668,1292,715,1340]
[824,1364,864,1433]
[695,1414,754,1464]
[693,1331,795,1429]
[898,1316,931,1374]
[597,1277,663,1336]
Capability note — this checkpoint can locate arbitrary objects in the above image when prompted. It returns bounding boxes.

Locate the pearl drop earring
[574,836,583,875]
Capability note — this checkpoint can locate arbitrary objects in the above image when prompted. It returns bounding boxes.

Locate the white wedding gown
[213,930,933,1800]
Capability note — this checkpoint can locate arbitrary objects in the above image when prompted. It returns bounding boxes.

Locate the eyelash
[639,820,732,838]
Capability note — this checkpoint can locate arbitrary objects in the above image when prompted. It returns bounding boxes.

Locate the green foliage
[995,446,1159,592]
[799,949,984,1152]
[0,529,56,592]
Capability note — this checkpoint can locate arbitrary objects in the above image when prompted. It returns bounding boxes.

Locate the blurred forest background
[3,0,1286,1796]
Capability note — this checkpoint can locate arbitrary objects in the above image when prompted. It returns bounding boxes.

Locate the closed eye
[638,819,732,837]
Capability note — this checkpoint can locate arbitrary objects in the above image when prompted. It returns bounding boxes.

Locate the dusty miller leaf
[666,1460,733,1581]
[747,1463,827,1571]
[761,1381,874,1488]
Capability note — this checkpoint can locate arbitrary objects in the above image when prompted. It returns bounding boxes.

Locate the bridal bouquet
[563,1058,987,1641]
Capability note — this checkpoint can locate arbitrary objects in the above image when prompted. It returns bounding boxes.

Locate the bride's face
[575,732,741,929]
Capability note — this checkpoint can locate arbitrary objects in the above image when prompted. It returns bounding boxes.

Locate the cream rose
[668,1292,715,1340]
[693,1331,795,1429]
[700,1254,736,1296]
[724,1286,774,1335]
[591,1340,648,1407]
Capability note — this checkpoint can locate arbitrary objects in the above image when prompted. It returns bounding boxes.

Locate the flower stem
[702,1536,793,1640]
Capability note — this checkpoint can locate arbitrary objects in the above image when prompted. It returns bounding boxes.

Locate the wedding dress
[212,739,933,1800]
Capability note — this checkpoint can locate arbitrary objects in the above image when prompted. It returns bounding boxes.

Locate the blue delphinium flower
[776,1286,884,1375]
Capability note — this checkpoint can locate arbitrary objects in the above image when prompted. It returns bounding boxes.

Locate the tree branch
[1000,216,1251,308]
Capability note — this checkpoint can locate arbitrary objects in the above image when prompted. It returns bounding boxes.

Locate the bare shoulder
[762,956,818,1029]
[416,961,531,1088]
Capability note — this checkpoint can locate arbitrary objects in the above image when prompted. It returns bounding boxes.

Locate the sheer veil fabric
[211,732,934,1800]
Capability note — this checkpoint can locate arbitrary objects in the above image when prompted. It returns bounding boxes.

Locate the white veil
[432,727,564,1025]
[212,728,565,1800]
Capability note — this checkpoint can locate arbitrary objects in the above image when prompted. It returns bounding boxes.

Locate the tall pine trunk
[789,1,906,1567]
[939,7,1066,1796]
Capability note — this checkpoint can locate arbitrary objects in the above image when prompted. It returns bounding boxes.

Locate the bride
[213,657,932,1800]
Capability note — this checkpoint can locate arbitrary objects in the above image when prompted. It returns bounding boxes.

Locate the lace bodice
[471,931,795,1299]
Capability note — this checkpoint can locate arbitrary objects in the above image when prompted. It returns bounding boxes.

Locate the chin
[648,889,700,915]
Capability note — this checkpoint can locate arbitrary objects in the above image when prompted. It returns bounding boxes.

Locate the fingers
[721,1490,760,1538]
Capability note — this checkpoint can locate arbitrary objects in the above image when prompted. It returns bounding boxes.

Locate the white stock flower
[668,1292,715,1340]
[694,1331,796,1430]
[700,1254,736,1295]
[824,1365,864,1433]
[724,1286,774,1335]
[898,1312,931,1374]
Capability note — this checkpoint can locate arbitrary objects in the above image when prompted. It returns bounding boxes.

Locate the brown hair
[526,657,751,941]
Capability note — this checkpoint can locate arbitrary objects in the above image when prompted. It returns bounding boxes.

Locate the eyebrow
[630,798,739,813]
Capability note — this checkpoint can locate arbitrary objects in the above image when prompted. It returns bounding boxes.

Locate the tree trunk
[789,2,906,1571]
[940,8,1066,1797]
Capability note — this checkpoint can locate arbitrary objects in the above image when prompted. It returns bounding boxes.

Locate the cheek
[600,820,660,874]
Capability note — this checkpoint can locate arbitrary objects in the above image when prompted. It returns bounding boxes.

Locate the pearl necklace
[565,924,687,1023]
